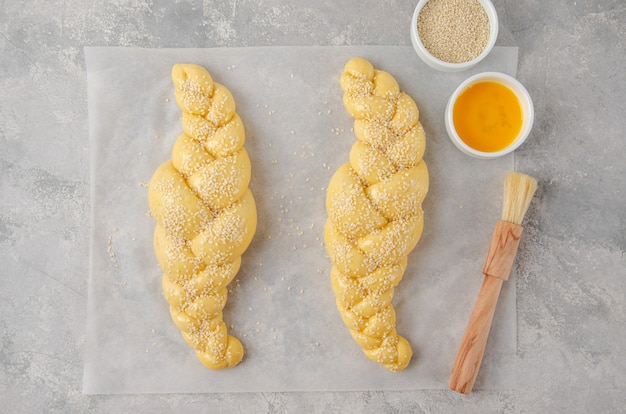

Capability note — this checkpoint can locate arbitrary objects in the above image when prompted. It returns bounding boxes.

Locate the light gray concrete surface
[1,0,624,412]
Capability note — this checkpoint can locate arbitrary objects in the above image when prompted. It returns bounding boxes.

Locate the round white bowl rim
[445,71,535,159]
[410,0,499,72]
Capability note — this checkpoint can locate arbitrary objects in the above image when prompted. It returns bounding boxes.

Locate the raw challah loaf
[324,57,429,371]
[148,63,257,369]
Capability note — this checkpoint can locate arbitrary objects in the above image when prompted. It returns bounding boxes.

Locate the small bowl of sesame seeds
[410,0,498,72]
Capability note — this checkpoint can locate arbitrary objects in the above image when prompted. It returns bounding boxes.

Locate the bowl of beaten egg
[445,72,534,159]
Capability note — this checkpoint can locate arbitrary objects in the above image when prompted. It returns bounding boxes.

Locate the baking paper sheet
[84,46,518,394]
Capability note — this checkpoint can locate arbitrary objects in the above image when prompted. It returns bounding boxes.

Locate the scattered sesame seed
[106,235,119,267]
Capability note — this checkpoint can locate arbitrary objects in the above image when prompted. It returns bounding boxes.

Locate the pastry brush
[449,171,537,395]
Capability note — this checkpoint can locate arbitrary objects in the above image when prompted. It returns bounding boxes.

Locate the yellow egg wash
[453,81,523,152]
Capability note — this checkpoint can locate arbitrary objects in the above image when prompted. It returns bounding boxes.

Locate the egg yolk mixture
[452,81,522,152]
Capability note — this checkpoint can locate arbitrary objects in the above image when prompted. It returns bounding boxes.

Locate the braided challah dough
[148,64,257,369]
[324,57,429,371]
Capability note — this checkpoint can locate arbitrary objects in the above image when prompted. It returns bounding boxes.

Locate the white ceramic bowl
[445,72,534,159]
[410,0,499,72]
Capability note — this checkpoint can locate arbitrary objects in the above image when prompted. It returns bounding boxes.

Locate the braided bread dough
[148,64,257,369]
[324,57,429,371]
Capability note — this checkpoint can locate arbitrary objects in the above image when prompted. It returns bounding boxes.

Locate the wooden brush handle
[483,221,523,281]
[449,275,503,394]
[449,221,523,394]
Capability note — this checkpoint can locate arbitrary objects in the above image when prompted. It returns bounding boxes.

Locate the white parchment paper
[84,46,518,394]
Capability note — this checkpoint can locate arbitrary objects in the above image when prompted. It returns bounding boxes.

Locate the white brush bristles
[502,172,537,225]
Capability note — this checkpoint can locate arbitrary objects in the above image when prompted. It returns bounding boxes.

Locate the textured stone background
[1,0,624,412]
